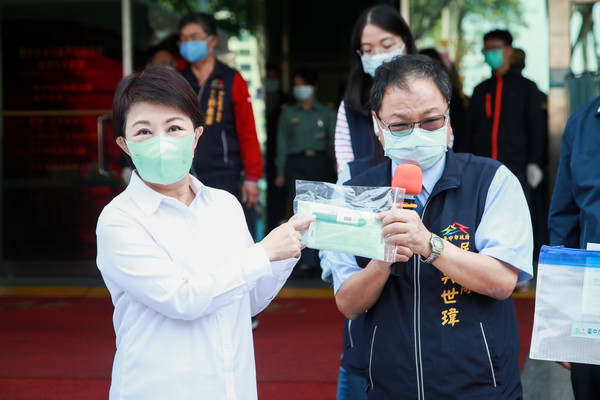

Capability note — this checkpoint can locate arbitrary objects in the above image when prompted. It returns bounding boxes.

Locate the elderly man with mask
[323,55,533,399]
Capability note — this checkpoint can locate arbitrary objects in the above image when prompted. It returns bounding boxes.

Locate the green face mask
[126,134,195,185]
[484,49,504,69]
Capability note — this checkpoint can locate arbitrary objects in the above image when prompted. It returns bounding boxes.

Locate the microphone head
[392,164,423,194]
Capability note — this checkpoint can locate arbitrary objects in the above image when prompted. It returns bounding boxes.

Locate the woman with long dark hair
[327,6,418,399]
[334,4,417,181]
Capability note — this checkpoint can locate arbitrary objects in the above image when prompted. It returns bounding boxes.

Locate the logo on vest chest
[440,221,471,251]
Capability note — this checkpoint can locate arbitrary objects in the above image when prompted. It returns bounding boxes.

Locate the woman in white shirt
[96,64,313,400]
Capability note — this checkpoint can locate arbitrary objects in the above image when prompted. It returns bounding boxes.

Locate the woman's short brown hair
[112,64,203,139]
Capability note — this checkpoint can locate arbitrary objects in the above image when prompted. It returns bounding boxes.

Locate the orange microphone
[392,164,423,209]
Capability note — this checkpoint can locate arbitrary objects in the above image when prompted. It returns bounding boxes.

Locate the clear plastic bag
[294,180,405,262]
[530,245,600,365]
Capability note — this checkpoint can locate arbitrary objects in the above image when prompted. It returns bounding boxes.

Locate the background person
[326,7,418,397]
[511,47,550,282]
[419,47,468,152]
[334,4,418,181]
[97,65,313,400]
[548,95,600,400]
[465,29,545,201]
[275,67,336,278]
[265,63,292,232]
[178,12,262,238]
[145,43,178,69]
[325,54,533,399]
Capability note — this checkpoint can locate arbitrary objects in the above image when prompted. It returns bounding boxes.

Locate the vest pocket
[480,322,498,387]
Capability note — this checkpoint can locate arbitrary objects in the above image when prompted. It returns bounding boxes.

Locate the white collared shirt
[96,172,297,400]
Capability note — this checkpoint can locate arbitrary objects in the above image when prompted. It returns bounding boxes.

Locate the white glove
[526,163,543,189]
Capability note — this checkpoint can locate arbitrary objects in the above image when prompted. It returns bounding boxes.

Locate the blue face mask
[382,125,448,171]
[179,40,210,63]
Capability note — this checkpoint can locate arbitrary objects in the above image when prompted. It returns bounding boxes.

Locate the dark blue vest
[182,61,243,180]
[345,104,373,160]
[347,151,523,399]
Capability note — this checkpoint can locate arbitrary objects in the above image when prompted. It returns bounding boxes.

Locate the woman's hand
[260,216,315,261]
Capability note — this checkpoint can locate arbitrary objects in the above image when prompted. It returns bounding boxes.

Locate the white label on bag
[572,322,600,339]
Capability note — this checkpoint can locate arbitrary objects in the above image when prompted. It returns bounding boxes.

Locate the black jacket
[466,68,545,187]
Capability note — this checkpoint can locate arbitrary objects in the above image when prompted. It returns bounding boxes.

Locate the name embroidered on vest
[344,152,522,399]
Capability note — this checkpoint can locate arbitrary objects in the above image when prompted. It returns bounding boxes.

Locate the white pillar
[400,0,410,24]
[122,0,133,77]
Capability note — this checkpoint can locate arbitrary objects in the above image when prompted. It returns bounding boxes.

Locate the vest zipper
[347,319,354,348]
[368,325,378,392]
[480,322,498,387]
[414,199,430,399]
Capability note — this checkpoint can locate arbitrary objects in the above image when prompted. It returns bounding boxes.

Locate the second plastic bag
[294,180,405,262]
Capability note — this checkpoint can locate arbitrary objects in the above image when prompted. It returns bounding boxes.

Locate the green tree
[410,0,525,63]
[154,0,263,36]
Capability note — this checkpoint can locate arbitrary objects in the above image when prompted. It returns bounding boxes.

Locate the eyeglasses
[375,112,448,136]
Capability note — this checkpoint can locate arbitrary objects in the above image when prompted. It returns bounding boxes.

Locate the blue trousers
[337,366,367,400]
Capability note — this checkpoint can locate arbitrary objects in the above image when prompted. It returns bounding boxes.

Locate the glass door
[0,1,126,277]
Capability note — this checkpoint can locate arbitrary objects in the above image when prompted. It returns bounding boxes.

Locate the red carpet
[0,294,534,399]
[0,297,114,400]
[254,299,342,399]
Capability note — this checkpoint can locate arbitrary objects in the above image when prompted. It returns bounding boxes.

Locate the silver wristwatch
[420,233,444,264]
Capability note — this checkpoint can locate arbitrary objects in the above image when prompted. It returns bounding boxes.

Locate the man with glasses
[323,55,533,398]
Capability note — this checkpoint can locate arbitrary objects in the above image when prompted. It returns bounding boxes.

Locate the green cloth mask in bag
[297,200,388,261]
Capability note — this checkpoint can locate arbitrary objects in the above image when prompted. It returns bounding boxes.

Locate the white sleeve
[97,200,281,320]
[334,100,355,176]
[249,256,299,316]
[475,165,534,282]
[321,250,362,294]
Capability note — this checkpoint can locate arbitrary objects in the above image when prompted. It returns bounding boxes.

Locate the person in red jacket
[178,12,263,238]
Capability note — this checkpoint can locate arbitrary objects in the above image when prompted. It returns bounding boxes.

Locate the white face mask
[360,46,405,77]
[382,125,448,170]
[293,85,314,101]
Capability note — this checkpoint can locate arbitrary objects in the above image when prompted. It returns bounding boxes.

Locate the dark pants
[571,363,600,400]
[198,173,257,240]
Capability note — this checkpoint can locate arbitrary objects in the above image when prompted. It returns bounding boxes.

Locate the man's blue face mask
[179,40,210,63]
